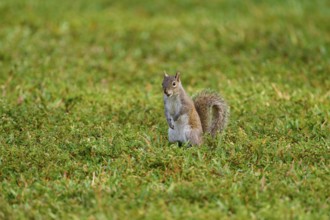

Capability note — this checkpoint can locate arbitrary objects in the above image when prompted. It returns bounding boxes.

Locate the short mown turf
[0,0,329,219]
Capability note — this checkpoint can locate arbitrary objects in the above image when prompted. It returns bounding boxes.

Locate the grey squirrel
[162,72,229,146]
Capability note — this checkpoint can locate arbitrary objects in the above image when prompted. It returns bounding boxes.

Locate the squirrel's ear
[163,71,169,78]
[175,72,180,82]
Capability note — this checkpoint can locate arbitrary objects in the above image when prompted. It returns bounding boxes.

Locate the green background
[0,0,329,219]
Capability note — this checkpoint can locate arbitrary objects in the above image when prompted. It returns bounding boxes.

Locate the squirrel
[162,72,229,146]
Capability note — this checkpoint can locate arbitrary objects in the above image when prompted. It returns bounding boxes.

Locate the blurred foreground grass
[0,0,329,219]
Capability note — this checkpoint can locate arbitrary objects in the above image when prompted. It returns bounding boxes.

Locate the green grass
[0,0,329,219]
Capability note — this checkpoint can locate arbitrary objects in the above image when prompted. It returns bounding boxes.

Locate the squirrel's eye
[172,82,176,86]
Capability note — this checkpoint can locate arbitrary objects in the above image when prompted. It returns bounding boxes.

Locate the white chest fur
[164,95,191,143]
[164,95,181,116]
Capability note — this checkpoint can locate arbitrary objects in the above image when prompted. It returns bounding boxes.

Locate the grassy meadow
[0,0,329,219]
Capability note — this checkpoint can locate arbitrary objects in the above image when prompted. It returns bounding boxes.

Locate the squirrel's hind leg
[168,127,178,143]
[168,129,185,147]
[168,127,202,147]
[187,129,203,146]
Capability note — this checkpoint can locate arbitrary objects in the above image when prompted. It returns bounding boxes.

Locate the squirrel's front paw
[168,119,174,129]
[173,115,180,122]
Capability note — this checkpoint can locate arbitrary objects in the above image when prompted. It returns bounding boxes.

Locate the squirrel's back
[193,90,229,136]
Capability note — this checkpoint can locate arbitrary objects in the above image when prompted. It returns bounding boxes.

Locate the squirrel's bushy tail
[193,90,229,136]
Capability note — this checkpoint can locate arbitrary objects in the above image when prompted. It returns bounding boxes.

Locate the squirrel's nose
[164,89,169,96]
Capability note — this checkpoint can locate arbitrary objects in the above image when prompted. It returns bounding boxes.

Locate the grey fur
[162,73,229,146]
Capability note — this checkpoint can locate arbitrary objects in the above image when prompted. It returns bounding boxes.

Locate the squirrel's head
[162,72,181,97]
